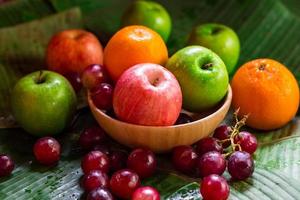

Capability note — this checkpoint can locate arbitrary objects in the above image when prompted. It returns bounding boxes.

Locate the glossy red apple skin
[46,29,103,75]
[113,63,182,126]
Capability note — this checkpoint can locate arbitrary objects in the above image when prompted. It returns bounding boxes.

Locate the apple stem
[36,70,45,84]
[151,78,160,87]
[212,27,222,35]
[201,63,213,70]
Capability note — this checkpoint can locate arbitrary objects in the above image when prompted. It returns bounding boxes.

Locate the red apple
[113,63,182,126]
[46,29,103,75]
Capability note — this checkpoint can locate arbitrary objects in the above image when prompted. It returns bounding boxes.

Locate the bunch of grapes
[172,110,257,200]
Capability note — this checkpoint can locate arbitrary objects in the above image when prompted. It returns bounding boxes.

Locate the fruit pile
[1,0,299,200]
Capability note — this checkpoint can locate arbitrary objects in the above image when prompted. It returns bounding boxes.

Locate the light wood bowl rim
[88,86,232,129]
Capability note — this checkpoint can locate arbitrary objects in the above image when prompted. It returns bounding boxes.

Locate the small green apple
[187,23,240,75]
[121,0,172,42]
[166,46,229,112]
[11,70,77,136]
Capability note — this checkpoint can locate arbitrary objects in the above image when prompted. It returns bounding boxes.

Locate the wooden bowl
[88,86,232,153]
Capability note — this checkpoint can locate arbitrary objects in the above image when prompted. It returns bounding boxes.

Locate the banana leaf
[0,0,300,199]
[50,0,131,43]
[0,0,55,27]
[0,8,83,127]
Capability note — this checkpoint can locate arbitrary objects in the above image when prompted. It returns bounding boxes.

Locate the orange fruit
[231,58,299,130]
[104,25,168,81]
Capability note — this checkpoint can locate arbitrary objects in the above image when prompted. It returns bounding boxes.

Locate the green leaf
[0,0,54,27]
[0,8,83,127]
[166,183,201,200]
[230,168,300,200]
[255,135,300,181]
[50,0,131,42]
[143,172,194,199]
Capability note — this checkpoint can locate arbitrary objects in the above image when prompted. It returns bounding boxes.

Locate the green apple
[121,0,172,42]
[166,46,229,112]
[187,23,240,75]
[11,70,77,136]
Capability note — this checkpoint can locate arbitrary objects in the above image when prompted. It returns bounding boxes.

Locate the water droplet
[47,175,53,179]
[25,189,31,193]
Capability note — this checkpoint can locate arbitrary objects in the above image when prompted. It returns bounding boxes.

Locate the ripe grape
[91,83,113,110]
[81,151,110,174]
[172,145,198,174]
[82,170,109,192]
[200,174,230,200]
[228,151,254,180]
[33,137,60,165]
[132,186,160,200]
[110,169,140,199]
[86,188,114,200]
[234,131,258,154]
[82,64,110,90]
[0,154,14,177]
[79,126,107,150]
[127,148,157,178]
[196,151,226,177]
[213,125,231,148]
[195,137,223,156]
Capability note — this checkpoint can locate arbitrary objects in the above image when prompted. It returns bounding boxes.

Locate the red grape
[132,186,160,200]
[91,83,113,110]
[127,148,157,178]
[228,151,254,180]
[234,131,258,154]
[79,126,107,150]
[110,169,140,199]
[213,125,231,148]
[81,151,110,174]
[195,137,223,156]
[200,174,230,200]
[82,170,109,192]
[33,137,61,165]
[86,188,114,200]
[82,64,110,90]
[0,154,14,177]
[92,144,110,156]
[172,145,198,174]
[196,151,226,177]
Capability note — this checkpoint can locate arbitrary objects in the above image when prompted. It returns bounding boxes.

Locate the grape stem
[223,109,248,158]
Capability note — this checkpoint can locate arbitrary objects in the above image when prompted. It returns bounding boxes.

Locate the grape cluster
[172,110,258,200]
